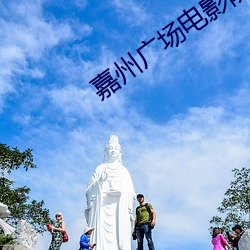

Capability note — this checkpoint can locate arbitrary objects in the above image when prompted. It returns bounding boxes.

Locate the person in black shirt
[228,224,244,250]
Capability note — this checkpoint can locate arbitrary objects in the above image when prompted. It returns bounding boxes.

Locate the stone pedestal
[2,246,26,250]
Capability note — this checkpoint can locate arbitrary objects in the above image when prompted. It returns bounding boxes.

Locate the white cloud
[7,45,129,127]
[195,2,250,65]
[242,0,250,14]
[195,20,238,63]
[48,84,126,119]
[112,0,149,26]
[0,1,78,111]
[0,2,73,58]
[73,0,87,9]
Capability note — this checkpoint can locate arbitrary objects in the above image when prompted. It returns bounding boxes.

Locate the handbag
[46,224,52,232]
[62,231,69,242]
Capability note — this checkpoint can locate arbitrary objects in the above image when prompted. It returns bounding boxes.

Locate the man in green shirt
[133,194,156,250]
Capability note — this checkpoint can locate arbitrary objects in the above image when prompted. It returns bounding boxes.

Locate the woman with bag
[212,227,232,250]
[48,212,66,250]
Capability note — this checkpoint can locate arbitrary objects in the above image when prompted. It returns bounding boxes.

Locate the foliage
[0,234,14,246]
[0,144,36,176]
[210,167,250,233]
[0,143,52,233]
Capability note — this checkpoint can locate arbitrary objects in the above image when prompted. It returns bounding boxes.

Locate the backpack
[136,203,154,229]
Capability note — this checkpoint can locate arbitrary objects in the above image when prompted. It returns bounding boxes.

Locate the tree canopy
[0,143,52,233]
[0,144,36,175]
[210,167,250,232]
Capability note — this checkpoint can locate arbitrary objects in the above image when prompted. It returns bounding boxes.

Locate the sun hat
[55,212,63,218]
[84,227,95,234]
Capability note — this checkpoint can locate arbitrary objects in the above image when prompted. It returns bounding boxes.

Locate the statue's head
[0,202,10,218]
[104,135,122,163]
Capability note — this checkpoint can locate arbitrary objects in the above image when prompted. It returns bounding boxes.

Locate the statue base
[1,245,26,250]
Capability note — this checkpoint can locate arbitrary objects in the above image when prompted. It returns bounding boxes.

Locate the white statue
[85,135,136,250]
[13,220,38,250]
[239,229,250,250]
[0,203,38,250]
[0,202,11,218]
[0,202,15,235]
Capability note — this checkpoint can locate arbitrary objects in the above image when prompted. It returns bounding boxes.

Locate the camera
[132,231,137,240]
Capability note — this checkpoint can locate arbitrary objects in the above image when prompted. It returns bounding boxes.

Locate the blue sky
[1,0,250,249]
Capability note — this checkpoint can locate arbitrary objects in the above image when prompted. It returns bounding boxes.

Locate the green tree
[0,143,52,233]
[210,167,250,232]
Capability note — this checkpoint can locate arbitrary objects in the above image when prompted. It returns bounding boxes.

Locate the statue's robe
[239,229,250,250]
[85,163,136,250]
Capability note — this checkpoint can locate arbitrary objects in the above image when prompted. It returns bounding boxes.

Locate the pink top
[212,234,227,250]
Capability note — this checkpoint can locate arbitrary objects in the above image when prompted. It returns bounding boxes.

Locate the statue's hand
[87,201,93,208]
[86,195,95,209]
[129,213,135,222]
[101,171,108,181]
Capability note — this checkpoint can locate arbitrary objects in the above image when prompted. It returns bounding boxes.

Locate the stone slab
[2,245,26,250]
